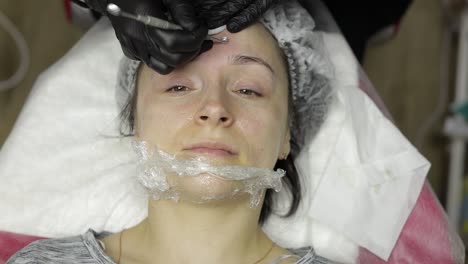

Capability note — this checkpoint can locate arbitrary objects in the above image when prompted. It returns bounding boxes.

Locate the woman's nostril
[199,116,230,123]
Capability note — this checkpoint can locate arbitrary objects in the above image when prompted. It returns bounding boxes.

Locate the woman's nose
[195,97,234,127]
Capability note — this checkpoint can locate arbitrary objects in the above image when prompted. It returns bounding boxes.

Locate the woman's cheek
[237,109,264,137]
[138,101,188,146]
[236,111,272,165]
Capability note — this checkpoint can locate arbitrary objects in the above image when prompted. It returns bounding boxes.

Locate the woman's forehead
[188,24,284,73]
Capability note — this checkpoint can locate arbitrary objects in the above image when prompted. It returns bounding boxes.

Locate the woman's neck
[117,198,275,264]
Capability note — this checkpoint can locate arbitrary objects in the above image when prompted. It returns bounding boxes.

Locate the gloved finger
[199,40,214,55]
[149,48,197,68]
[113,31,141,61]
[216,0,253,15]
[146,25,208,53]
[109,11,150,45]
[193,0,230,15]
[227,0,277,33]
[120,45,139,61]
[162,0,199,31]
[84,0,107,14]
[194,0,252,29]
[127,35,157,60]
[146,40,212,74]
[147,56,174,75]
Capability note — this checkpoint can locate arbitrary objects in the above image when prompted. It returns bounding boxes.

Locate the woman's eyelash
[237,88,262,97]
[165,85,262,97]
[166,85,190,93]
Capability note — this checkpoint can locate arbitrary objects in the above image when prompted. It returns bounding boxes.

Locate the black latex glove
[193,0,282,33]
[85,0,212,74]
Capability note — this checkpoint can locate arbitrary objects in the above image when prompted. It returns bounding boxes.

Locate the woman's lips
[187,148,233,156]
[184,142,238,157]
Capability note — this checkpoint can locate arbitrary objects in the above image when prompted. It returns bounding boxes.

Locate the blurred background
[0,0,467,256]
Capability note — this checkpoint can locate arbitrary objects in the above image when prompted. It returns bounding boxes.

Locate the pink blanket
[0,231,43,263]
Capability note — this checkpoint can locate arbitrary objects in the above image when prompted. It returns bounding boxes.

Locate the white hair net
[259,1,334,154]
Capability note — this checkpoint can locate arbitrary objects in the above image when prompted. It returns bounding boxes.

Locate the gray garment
[7,230,332,264]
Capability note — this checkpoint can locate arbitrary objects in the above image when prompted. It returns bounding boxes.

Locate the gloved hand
[193,0,283,33]
[85,0,212,74]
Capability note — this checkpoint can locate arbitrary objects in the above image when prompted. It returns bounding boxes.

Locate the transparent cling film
[132,140,286,207]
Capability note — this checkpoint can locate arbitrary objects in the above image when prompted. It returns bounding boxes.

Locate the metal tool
[106,3,229,43]
[106,3,182,30]
[208,36,229,43]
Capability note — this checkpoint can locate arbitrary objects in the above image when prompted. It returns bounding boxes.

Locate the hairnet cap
[259,1,333,155]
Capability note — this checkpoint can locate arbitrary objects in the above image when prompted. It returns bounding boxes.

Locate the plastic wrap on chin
[133,140,285,208]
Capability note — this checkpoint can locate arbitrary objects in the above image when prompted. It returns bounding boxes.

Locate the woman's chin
[168,173,247,203]
[175,151,251,167]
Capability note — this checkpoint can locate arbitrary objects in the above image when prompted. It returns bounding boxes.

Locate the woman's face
[135,23,290,173]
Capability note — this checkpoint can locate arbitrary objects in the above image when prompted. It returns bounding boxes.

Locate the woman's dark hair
[119,58,301,225]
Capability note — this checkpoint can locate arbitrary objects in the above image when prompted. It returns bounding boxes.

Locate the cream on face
[134,24,290,203]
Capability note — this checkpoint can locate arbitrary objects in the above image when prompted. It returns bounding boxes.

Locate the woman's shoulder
[6,230,113,264]
[6,234,83,264]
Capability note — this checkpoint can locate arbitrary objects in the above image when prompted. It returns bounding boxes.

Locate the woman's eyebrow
[228,54,275,75]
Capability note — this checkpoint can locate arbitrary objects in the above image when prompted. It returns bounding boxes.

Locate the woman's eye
[237,89,262,97]
[166,85,190,93]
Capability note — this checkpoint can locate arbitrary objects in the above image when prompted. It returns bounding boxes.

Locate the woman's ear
[279,129,291,160]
